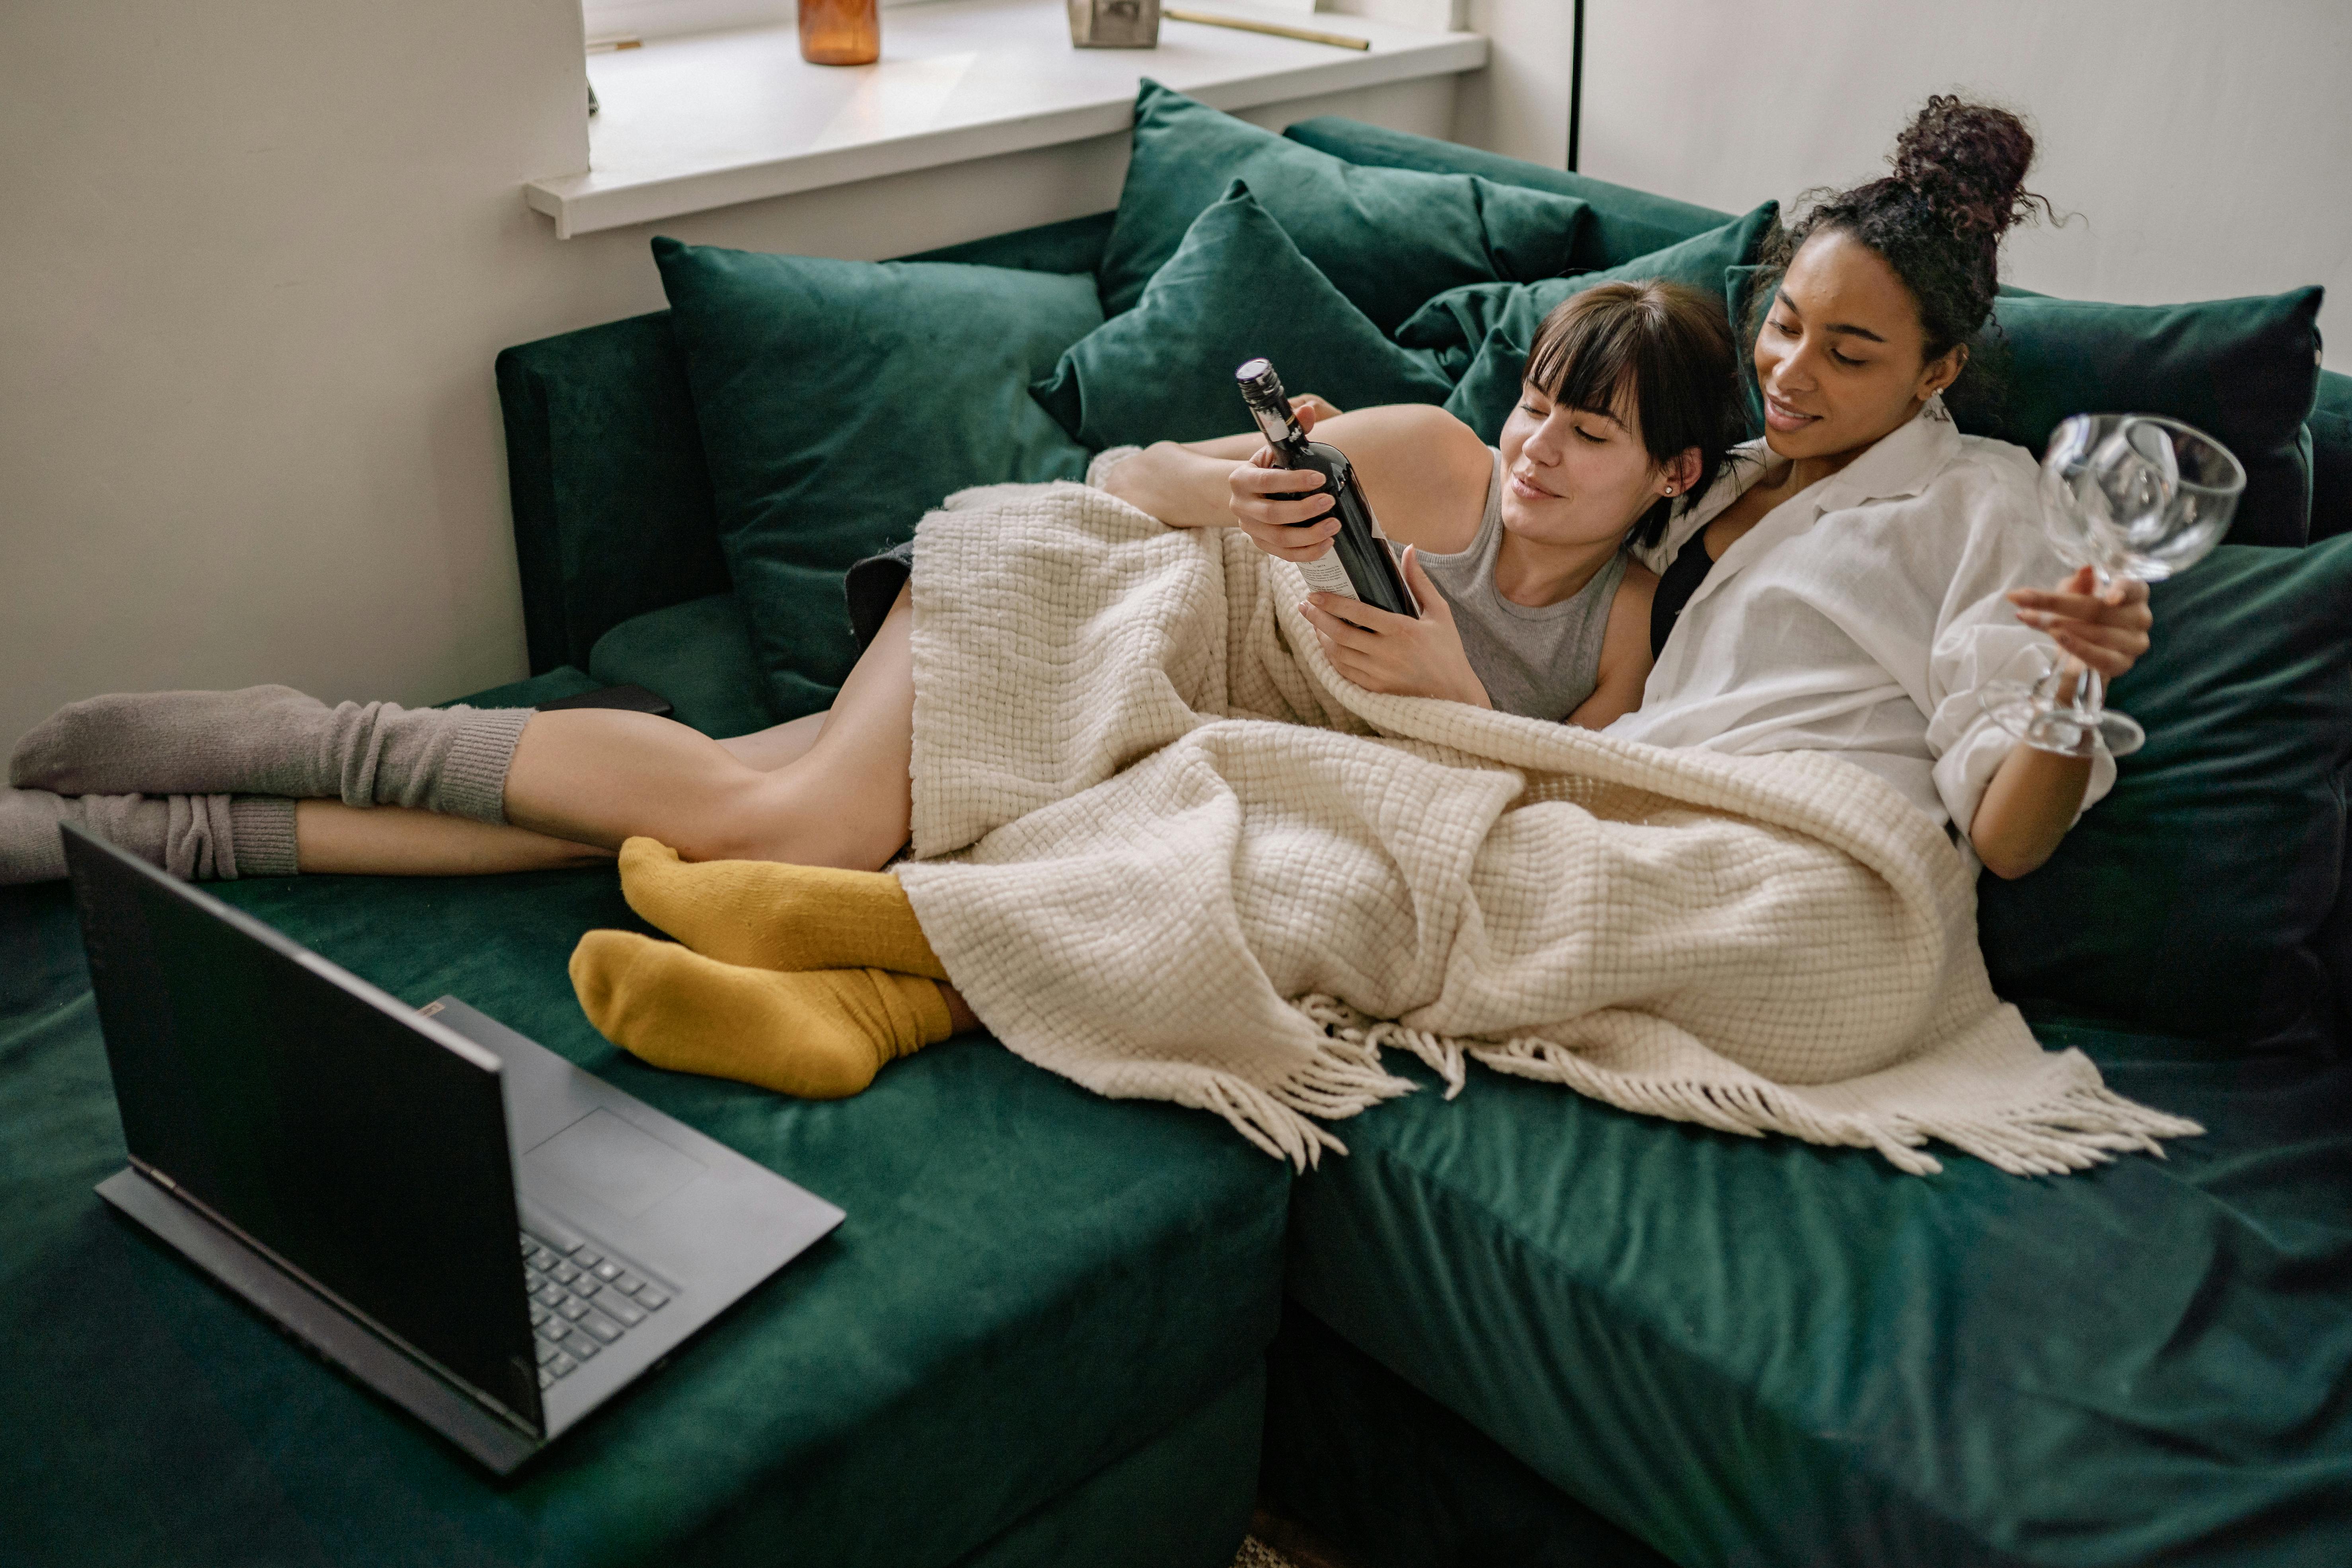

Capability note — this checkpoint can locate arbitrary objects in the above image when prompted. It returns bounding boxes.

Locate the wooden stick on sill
[1161,8,1373,50]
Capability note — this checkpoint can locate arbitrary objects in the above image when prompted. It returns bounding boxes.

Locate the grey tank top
[1417,448,1626,722]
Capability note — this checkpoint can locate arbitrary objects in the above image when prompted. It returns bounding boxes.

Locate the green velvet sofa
[4,113,2347,1568]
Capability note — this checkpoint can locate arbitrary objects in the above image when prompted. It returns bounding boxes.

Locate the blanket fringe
[1288,996,2204,1177]
[1295,994,1467,1099]
[1186,1020,1420,1168]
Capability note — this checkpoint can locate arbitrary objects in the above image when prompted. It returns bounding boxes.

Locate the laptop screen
[65,829,542,1430]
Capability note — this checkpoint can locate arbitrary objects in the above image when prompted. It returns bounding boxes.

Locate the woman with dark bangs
[1105,278,1740,730]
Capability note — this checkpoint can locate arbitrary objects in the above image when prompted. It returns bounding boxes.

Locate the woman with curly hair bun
[1610,94,2139,881]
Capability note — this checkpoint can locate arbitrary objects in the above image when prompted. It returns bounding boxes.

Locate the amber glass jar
[800,0,880,65]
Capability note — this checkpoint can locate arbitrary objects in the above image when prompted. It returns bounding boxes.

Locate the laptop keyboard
[520,1229,671,1389]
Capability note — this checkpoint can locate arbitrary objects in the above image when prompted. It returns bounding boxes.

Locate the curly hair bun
[1890,95,2044,242]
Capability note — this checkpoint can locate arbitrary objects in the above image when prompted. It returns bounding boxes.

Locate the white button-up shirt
[1606,395,2115,840]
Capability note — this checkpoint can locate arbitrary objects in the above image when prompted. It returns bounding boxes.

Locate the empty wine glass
[1979,413,2244,758]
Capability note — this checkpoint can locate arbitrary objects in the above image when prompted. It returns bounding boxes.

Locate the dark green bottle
[1233,357,1419,619]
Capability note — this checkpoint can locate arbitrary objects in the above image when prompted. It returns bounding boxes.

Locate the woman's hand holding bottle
[1226,396,1345,562]
[1299,548,1491,708]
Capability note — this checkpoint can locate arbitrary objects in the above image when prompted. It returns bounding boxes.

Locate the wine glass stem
[2071,665,2104,722]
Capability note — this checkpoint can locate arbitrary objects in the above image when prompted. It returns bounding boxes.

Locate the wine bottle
[1233,358,1419,619]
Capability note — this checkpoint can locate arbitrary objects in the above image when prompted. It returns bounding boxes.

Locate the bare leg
[499,585,916,870]
[295,801,612,875]
[718,711,826,771]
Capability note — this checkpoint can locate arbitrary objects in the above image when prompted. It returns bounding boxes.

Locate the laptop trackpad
[524,1109,705,1219]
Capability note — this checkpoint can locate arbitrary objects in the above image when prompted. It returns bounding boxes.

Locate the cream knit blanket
[891,479,2200,1175]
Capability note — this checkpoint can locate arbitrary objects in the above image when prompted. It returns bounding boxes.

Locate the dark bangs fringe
[1523,281,1743,552]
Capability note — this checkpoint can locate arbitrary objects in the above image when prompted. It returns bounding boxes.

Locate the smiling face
[1753,228,1966,465]
[1497,380,1678,549]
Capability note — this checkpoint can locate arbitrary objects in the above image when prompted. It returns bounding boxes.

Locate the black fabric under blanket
[846,540,918,651]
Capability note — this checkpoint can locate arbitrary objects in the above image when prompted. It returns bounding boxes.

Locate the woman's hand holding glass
[1299,549,1489,707]
[1982,414,2237,757]
[2006,566,2153,682]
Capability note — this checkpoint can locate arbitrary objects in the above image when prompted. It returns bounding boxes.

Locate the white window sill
[527,0,1486,238]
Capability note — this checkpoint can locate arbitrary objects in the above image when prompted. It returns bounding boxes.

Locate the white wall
[1581,0,2350,370]
[2,3,587,755]
[1325,0,1577,169]
[1450,0,1573,169]
[0,1,1473,749]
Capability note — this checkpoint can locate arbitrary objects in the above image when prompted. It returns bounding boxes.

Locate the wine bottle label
[1296,551,1356,599]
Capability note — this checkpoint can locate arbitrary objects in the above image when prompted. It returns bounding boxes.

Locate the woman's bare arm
[1566,567,1658,730]
[1968,746,2095,879]
[1101,402,1492,554]
[1968,568,2154,879]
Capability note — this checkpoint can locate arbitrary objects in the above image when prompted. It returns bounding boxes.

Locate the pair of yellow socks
[567,838,956,1099]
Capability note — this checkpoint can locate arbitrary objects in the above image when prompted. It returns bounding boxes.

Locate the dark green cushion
[588,591,774,741]
[1285,1026,2352,1568]
[1723,267,2325,548]
[0,861,1286,1567]
[1977,536,2352,1046]
[2310,368,2352,543]
[653,238,1099,720]
[1402,203,1779,441]
[1956,288,2325,547]
[1095,82,1592,334]
[1281,115,1730,271]
[1033,183,1454,450]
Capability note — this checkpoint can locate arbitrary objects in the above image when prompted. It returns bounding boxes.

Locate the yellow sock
[615,837,949,979]
[568,930,953,1099]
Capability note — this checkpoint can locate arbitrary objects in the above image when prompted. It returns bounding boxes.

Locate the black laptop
[63,824,845,1475]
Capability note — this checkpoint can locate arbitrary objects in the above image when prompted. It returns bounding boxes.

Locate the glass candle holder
[801,0,880,65]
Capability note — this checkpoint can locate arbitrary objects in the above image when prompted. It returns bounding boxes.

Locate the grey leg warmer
[0,786,299,886]
[9,686,532,824]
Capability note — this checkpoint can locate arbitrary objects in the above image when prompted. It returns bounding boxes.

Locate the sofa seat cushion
[1096,81,1592,333]
[0,709,1288,1565]
[1283,1026,2352,1567]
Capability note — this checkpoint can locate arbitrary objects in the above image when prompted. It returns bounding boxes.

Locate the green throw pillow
[1095,80,1592,334]
[1976,535,2352,1047]
[1724,267,2324,547]
[652,237,1098,719]
[1402,203,1779,440]
[1033,183,1455,450]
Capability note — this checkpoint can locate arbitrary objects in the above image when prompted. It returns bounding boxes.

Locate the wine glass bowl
[1982,413,2244,760]
[2039,413,2244,584]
